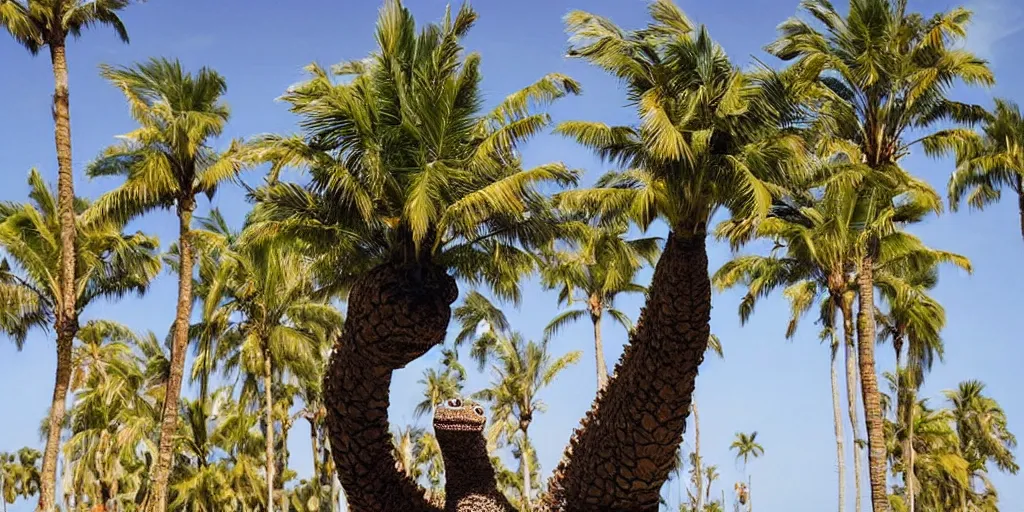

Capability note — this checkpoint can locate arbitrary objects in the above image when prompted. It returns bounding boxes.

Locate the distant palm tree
[414,369,463,419]
[1,1,139,501]
[539,221,660,390]
[451,291,512,370]
[1,448,41,507]
[475,333,580,511]
[87,58,248,511]
[0,170,160,512]
[931,99,1024,243]
[730,432,763,512]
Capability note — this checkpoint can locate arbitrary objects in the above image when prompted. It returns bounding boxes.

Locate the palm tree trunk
[831,336,847,512]
[521,426,532,511]
[693,400,703,512]
[591,310,609,391]
[856,256,888,512]
[1016,174,1024,243]
[543,231,712,509]
[905,385,915,512]
[36,41,78,512]
[841,294,864,512]
[144,200,196,512]
[308,417,321,486]
[264,352,275,512]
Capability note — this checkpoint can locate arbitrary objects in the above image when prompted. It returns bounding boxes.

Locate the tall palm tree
[730,432,764,512]
[0,169,160,511]
[86,58,246,512]
[414,368,463,420]
[539,221,660,390]
[929,99,1024,243]
[243,3,580,507]
[547,2,803,505]
[690,334,723,512]
[768,2,993,508]
[1,448,41,508]
[197,238,341,511]
[475,333,580,511]
[0,2,139,502]
[452,291,512,370]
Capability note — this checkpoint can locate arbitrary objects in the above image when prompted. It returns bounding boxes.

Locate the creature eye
[473,406,485,416]
[447,398,463,408]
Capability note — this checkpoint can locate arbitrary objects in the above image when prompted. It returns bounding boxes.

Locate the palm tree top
[0,0,133,51]
[730,431,765,466]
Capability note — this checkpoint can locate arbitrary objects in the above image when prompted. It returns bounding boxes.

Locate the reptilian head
[433,398,486,433]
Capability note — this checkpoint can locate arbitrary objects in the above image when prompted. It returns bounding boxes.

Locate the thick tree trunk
[856,257,888,512]
[544,231,712,510]
[37,327,74,512]
[831,337,847,512]
[36,40,78,512]
[693,400,703,512]
[144,200,196,512]
[264,353,276,512]
[841,294,864,512]
[324,263,456,512]
[590,306,609,391]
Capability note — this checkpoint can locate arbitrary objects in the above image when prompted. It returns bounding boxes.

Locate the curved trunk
[36,40,77,512]
[590,307,609,391]
[693,400,703,512]
[144,201,196,512]
[37,327,74,512]
[544,231,712,510]
[856,256,888,512]
[324,263,456,512]
[841,293,864,512]
[831,336,847,512]
[264,353,276,512]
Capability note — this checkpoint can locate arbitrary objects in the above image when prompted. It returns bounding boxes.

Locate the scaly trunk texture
[37,326,74,512]
[145,201,196,512]
[856,256,888,512]
[693,400,703,512]
[543,231,712,510]
[37,41,78,512]
[521,425,532,511]
[264,353,276,512]
[589,303,608,391]
[436,423,514,512]
[324,263,456,512]
[831,341,847,512]
[841,294,864,512]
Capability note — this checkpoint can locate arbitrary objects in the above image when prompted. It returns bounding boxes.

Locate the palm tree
[690,334,723,512]
[243,4,580,507]
[730,432,764,512]
[196,238,341,511]
[929,99,1024,243]
[0,1,139,501]
[768,2,993,508]
[945,381,1019,477]
[86,57,247,512]
[414,368,463,420]
[0,169,160,511]
[548,2,803,504]
[452,291,512,370]
[539,221,660,390]
[1,448,41,508]
[475,333,580,511]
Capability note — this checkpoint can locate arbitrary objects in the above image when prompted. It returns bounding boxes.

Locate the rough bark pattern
[145,202,196,512]
[856,257,888,512]
[324,263,457,512]
[841,294,864,512]
[542,232,711,510]
[831,344,846,512]
[36,41,78,512]
[589,298,608,391]
[264,354,276,511]
[37,327,74,512]
[434,400,514,512]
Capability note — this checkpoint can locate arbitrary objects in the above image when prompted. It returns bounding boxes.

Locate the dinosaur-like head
[433,398,486,433]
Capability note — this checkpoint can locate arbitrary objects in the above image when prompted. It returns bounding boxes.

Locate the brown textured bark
[37,327,74,512]
[589,300,609,391]
[324,263,456,512]
[144,200,196,512]
[841,293,864,512]
[856,256,888,512]
[831,337,847,512]
[36,40,78,512]
[543,231,712,510]
[693,400,703,512]
[264,351,276,511]
[435,417,514,512]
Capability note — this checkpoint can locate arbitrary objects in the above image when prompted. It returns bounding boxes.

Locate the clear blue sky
[2,0,1022,510]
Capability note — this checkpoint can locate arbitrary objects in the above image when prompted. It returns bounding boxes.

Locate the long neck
[437,431,497,500]
[326,344,436,512]
[544,231,712,509]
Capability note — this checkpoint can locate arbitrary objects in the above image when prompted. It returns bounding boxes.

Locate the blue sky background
[2,0,1022,510]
